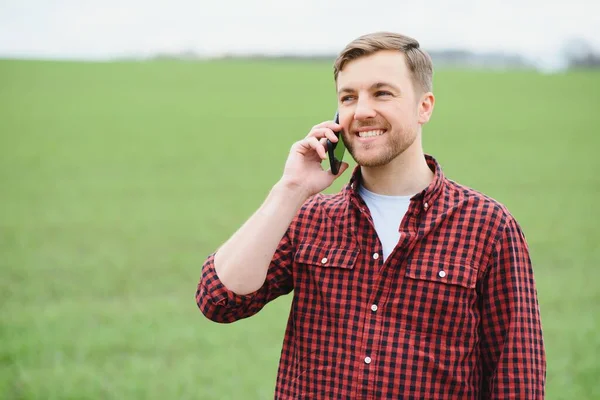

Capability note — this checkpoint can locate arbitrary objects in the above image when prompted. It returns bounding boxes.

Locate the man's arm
[195,202,297,323]
[195,183,305,323]
[195,120,349,323]
[479,215,547,399]
[212,181,310,296]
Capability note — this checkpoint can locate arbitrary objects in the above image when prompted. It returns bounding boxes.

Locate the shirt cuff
[200,252,257,308]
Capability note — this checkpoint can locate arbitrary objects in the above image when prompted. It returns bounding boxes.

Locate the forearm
[214,180,309,295]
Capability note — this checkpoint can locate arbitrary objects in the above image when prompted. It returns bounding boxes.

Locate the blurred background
[1,1,598,399]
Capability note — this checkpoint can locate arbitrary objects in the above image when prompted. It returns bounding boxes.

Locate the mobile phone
[326,111,346,175]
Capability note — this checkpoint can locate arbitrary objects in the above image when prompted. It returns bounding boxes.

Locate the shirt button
[364,356,372,364]
[321,257,327,264]
[438,270,446,278]
[372,253,379,260]
[424,202,429,210]
[371,304,378,312]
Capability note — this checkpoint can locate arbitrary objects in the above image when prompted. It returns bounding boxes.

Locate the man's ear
[418,92,435,124]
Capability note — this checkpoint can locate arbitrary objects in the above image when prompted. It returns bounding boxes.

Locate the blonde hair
[334,31,433,93]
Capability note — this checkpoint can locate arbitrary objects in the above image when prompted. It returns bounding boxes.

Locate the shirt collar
[343,154,446,209]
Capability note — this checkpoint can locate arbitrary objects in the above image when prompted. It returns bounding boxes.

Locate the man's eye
[376,91,392,97]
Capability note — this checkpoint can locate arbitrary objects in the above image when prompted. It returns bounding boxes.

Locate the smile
[357,130,385,138]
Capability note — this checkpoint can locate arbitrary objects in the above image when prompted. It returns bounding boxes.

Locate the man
[196,31,546,399]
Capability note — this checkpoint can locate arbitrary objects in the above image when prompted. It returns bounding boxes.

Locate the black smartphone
[326,111,346,175]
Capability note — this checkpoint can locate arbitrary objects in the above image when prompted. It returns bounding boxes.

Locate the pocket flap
[405,259,477,289]
[295,243,359,269]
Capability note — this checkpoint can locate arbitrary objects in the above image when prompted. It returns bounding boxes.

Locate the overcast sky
[0,0,597,64]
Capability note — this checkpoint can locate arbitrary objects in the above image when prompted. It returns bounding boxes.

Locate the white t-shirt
[358,184,414,262]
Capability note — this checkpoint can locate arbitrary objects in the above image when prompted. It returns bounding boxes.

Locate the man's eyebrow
[338,82,401,95]
[371,82,401,92]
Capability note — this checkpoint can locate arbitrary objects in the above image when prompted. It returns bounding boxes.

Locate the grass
[0,58,598,399]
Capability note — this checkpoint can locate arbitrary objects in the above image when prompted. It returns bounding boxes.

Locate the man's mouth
[357,129,386,138]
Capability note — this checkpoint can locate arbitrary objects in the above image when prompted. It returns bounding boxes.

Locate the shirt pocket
[292,242,360,338]
[398,258,479,340]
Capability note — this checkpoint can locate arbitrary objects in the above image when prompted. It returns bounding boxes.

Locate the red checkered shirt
[196,155,546,399]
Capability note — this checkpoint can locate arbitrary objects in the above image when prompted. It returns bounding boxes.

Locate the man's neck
[359,144,434,197]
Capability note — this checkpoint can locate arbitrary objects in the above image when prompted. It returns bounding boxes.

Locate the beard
[343,120,418,167]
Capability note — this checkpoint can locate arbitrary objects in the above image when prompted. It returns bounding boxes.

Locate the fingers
[290,136,325,159]
[307,121,342,143]
[289,120,344,163]
[304,136,327,160]
[309,127,339,144]
[311,121,342,132]
[319,137,328,149]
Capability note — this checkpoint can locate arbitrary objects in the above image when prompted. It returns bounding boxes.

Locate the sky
[0,0,598,66]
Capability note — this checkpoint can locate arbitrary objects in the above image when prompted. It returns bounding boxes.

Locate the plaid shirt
[196,155,546,399]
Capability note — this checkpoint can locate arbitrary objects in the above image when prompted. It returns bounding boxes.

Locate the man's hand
[280,120,350,199]
[209,120,350,296]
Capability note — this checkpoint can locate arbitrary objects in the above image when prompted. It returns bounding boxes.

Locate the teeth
[358,130,385,138]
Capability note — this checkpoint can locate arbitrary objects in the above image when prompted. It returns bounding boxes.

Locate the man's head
[333,32,435,168]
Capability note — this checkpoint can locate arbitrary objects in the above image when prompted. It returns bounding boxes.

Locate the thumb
[337,162,351,176]
[328,162,350,178]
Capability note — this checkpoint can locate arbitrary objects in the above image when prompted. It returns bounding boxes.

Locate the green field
[1,58,598,399]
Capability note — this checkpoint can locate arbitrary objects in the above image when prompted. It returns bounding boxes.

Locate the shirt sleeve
[195,226,295,323]
[479,215,547,399]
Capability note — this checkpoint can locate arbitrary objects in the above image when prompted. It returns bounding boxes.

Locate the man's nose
[353,98,377,120]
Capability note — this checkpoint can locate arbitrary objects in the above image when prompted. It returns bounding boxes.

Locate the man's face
[335,50,433,167]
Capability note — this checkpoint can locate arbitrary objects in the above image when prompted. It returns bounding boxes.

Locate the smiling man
[196,31,546,399]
